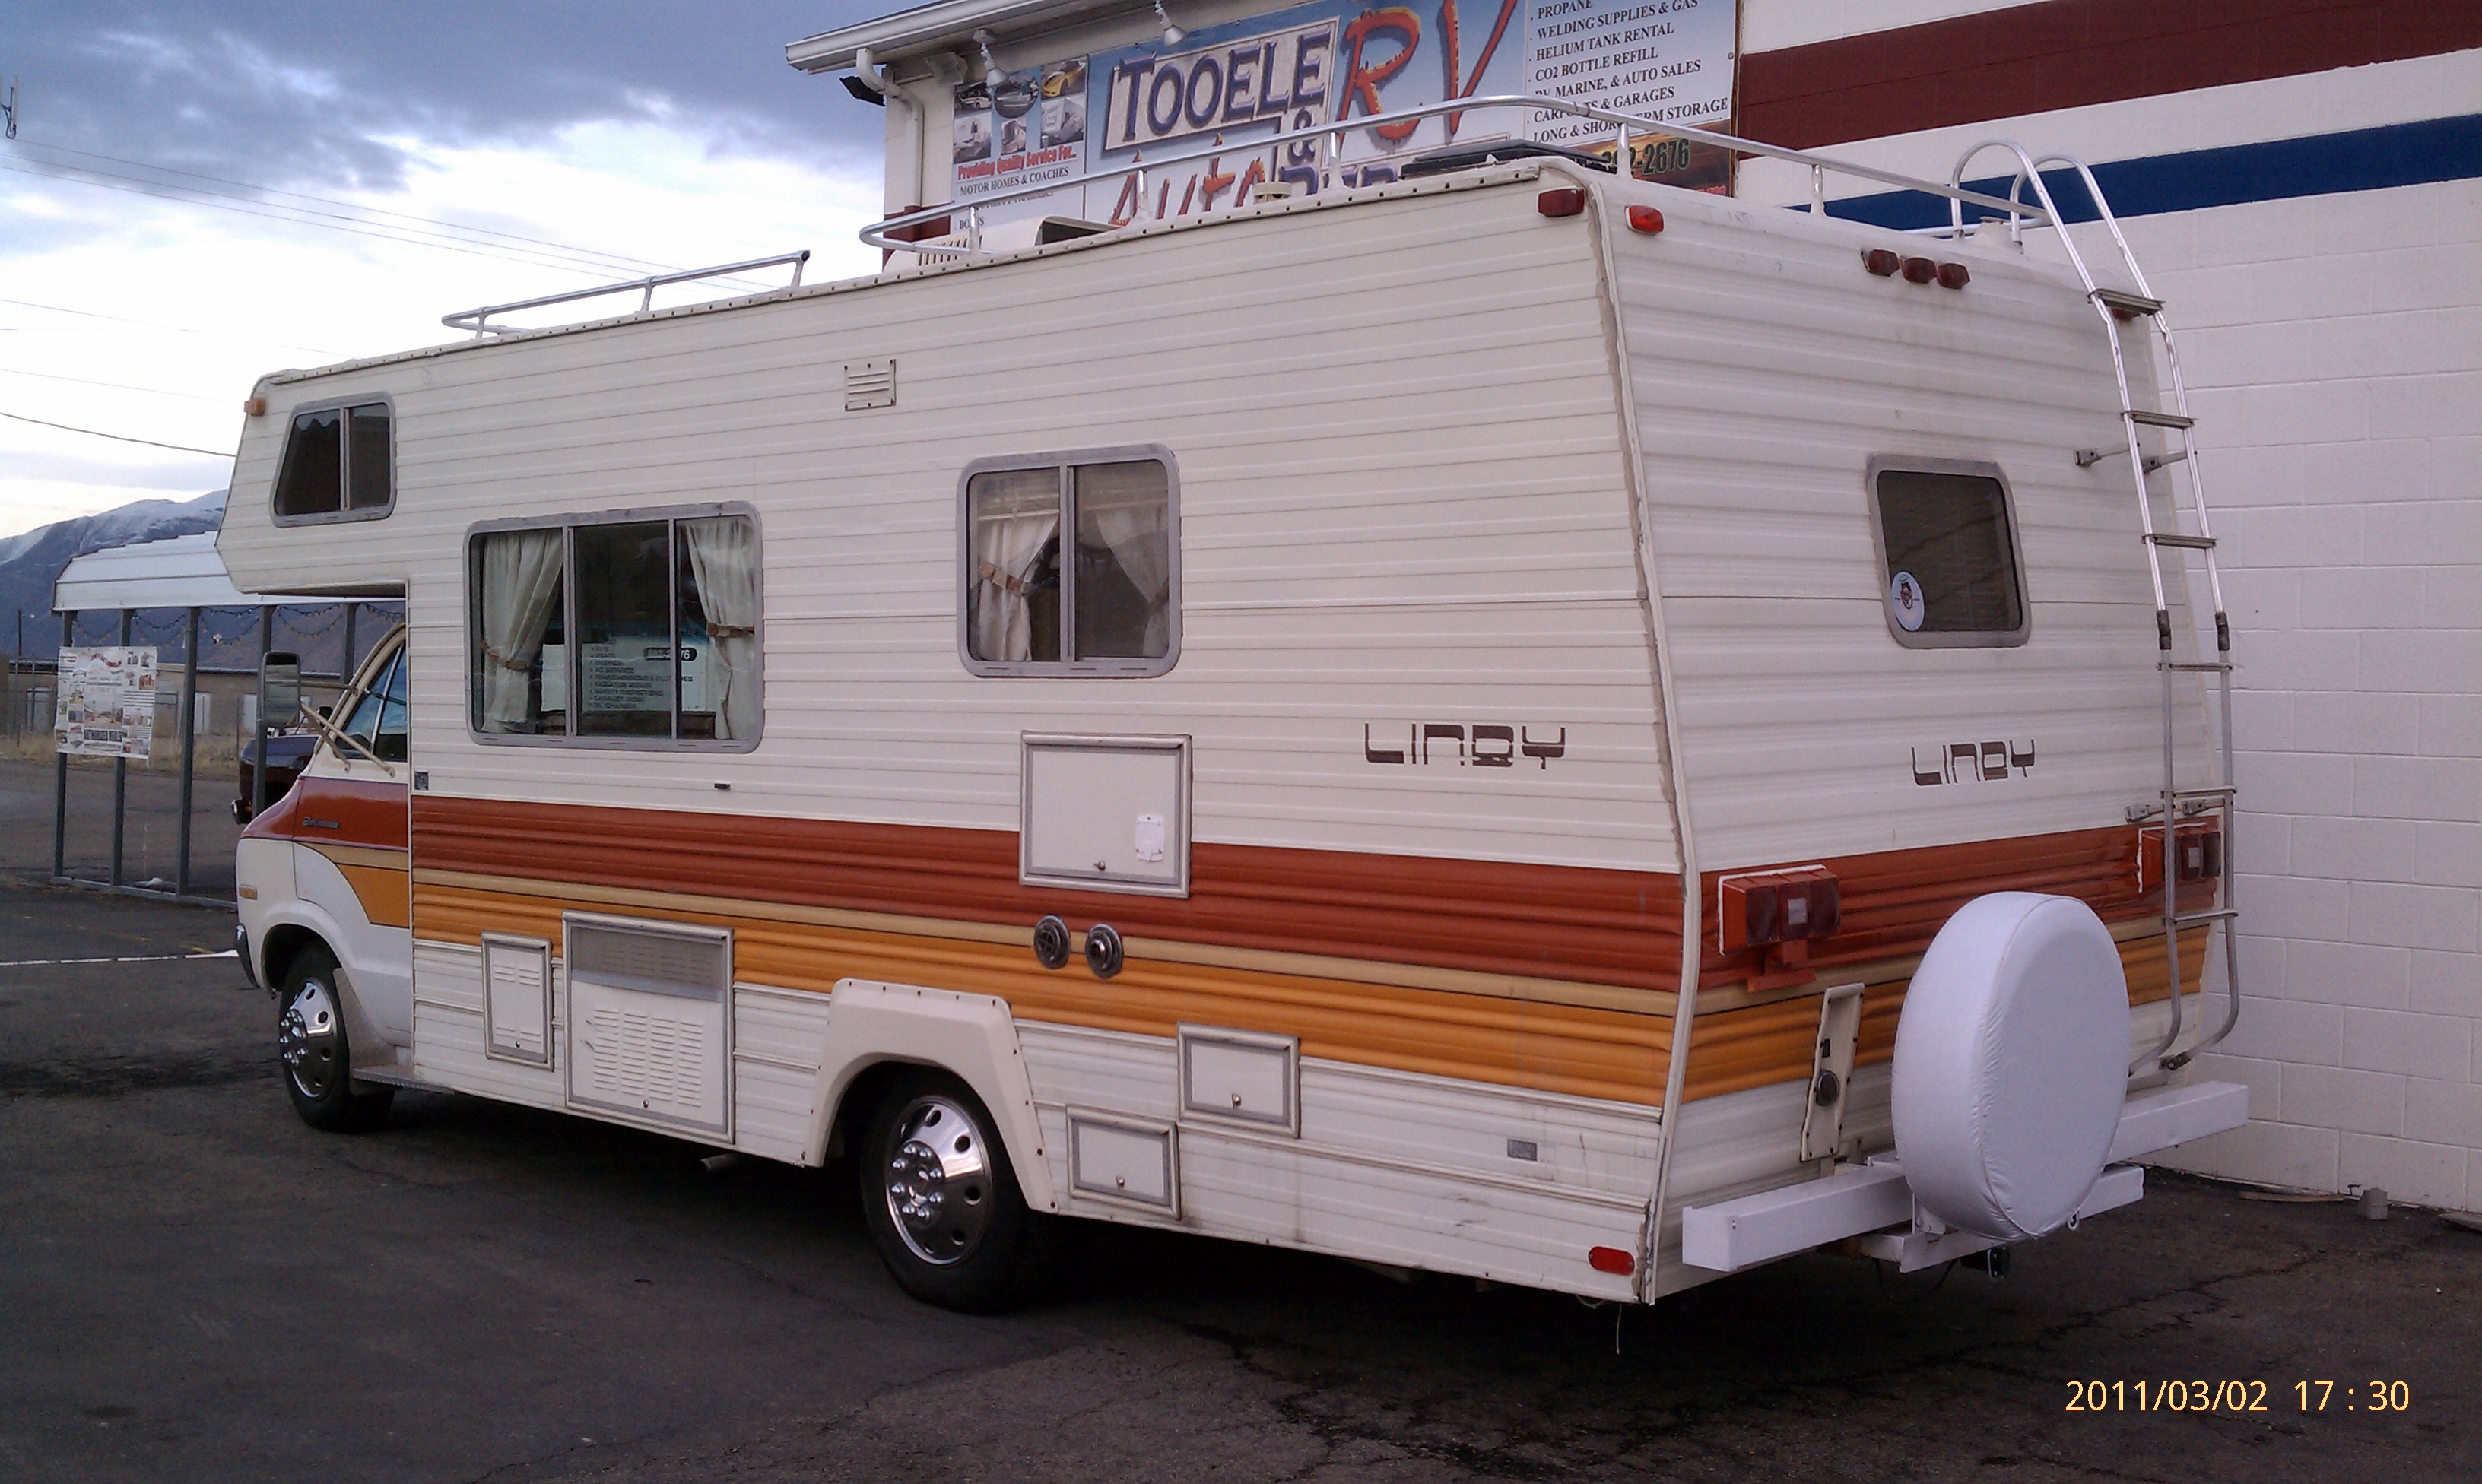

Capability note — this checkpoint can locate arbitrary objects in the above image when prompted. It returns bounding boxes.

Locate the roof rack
[862,92,2057,257]
[440,250,813,339]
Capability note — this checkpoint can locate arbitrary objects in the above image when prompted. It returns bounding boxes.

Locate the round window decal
[1890,571,1926,632]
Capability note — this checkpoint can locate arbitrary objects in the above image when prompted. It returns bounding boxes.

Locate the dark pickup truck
[234,731,318,823]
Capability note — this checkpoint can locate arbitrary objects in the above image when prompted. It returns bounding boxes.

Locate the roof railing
[440,250,814,338]
[863,93,2056,257]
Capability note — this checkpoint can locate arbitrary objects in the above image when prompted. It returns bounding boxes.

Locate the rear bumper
[1681,1080,2249,1274]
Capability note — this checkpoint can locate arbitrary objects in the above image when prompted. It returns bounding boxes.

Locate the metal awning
[52,532,264,611]
[786,0,1142,71]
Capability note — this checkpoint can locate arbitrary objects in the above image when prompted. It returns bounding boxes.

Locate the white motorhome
[226,24,2251,1311]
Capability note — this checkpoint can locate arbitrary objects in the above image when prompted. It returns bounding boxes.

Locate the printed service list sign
[1524,0,1735,138]
[56,645,159,759]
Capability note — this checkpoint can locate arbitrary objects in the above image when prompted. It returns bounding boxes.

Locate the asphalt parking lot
[0,883,2473,1483]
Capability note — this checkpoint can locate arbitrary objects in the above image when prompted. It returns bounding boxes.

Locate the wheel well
[258,924,330,992]
[827,1059,934,1162]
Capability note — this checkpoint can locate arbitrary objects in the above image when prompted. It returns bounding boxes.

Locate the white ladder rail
[1950,143,2243,1073]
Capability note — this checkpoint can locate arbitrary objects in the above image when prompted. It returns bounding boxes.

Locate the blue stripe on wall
[1822,113,2482,230]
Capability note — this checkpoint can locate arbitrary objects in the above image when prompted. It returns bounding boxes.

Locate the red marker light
[1538,188,1586,217]
[1589,1245,1636,1276]
[1937,262,1971,290]
[1627,205,1665,234]
[1900,256,1938,284]
[1862,248,1900,277]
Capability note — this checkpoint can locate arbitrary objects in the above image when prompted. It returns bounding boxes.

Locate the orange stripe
[1681,926,2211,1104]
[336,862,411,929]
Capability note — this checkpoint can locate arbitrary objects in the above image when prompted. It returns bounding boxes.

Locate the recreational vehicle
[224,56,2251,1310]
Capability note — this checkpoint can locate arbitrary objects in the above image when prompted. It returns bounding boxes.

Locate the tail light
[2140,822,2223,891]
[1718,867,1842,953]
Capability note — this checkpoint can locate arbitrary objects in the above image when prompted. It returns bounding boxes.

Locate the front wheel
[278,947,393,1133]
[856,1069,1068,1312]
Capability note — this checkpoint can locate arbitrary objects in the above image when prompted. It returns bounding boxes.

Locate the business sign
[56,645,157,759]
[954,56,1092,208]
[949,0,1738,230]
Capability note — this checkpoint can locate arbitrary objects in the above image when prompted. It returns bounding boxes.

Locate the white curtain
[1078,463,1171,656]
[969,471,1062,662]
[477,529,564,731]
[681,515,762,742]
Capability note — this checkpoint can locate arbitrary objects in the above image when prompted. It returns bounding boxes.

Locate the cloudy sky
[2,2,897,537]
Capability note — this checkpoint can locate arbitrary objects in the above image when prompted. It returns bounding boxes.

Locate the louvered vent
[844,359,896,411]
[568,918,726,1000]
[565,916,731,1136]
[482,934,551,1067]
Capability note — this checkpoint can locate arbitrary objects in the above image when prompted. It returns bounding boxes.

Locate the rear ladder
[1949,144,2242,1073]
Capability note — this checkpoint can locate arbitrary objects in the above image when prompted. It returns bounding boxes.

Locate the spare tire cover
[1891,892,2131,1241]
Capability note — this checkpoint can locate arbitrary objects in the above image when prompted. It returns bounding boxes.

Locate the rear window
[1870,463,2027,647]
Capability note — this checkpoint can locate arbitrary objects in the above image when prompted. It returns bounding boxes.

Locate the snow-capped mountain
[0,490,227,653]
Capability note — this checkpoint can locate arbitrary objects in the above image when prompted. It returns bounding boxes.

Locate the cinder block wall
[2149,177,2482,1207]
[1733,5,2482,1208]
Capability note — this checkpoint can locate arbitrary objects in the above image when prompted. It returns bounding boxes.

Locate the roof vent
[844,359,895,411]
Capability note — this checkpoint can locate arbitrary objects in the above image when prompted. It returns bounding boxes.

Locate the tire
[277,946,394,1133]
[856,1068,1069,1313]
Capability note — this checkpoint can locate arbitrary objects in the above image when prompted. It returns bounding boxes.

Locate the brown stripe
[247,775,408,850]
[1740,0,2482,151]
[414,883,1673,1105]
[412,796,1687,991]
[1699,826,2214,991]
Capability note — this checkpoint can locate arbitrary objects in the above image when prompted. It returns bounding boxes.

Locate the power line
[23,141,693,277]
[0,295,343,357]
[0,409,229,457]
[4,144,779,290]
[1,158,667,281]
[0,366,230,402]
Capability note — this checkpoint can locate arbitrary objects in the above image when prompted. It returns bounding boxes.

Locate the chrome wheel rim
[883,1094,993,1266]
[279,979,342,1102]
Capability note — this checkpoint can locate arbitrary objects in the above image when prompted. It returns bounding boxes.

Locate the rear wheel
[278,947,392,1133]
[857,1068,1066,1312]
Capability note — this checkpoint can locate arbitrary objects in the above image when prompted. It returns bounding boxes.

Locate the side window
[274,401,393,520]
[374,648,410,762]
[469,510,760,747]
[339,647,408,763]
[1870,461,2028,648]
[964,452,1175,675]
[341,650,394,749]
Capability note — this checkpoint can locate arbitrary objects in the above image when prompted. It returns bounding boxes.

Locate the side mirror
[255,652,301,816]
[316,704,334,722]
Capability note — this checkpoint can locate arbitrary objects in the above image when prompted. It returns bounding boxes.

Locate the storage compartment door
[1021,734,1189,896]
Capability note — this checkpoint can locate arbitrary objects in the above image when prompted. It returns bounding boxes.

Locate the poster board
[56,646,158,759]
[949,0,1738,230]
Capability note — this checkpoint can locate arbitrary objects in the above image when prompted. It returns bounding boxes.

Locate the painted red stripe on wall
[1740,0,2482,151]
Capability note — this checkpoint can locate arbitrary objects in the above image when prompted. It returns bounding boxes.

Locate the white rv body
[228,162,2241,1302]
